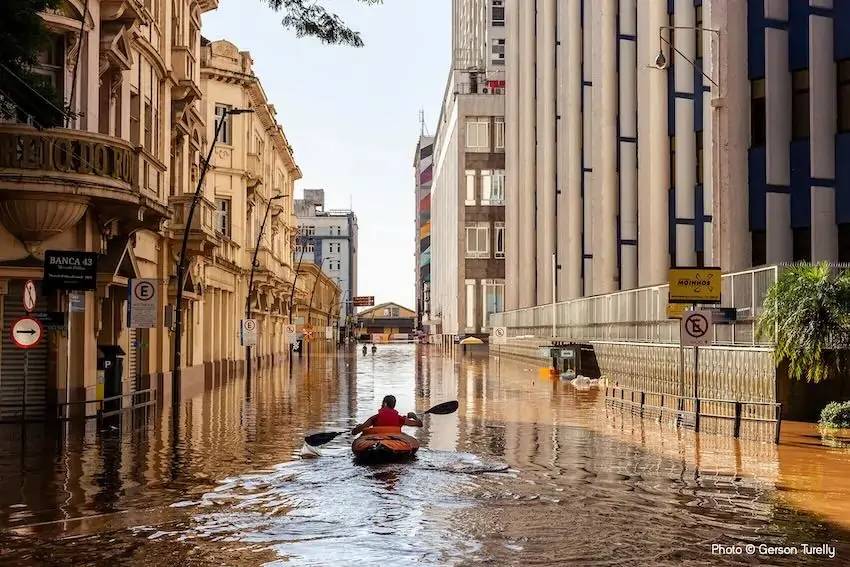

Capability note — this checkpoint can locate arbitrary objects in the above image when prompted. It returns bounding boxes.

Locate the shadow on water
[1,344,850,565]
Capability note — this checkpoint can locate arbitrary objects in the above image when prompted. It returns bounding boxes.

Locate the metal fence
[490,265,779,346]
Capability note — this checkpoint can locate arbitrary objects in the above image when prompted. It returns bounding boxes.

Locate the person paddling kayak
[352,395,423,435]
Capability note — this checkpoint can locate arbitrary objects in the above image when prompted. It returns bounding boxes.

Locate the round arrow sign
[10,316,43,349]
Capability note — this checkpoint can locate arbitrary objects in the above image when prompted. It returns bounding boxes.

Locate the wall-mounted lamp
[655,26,720,89]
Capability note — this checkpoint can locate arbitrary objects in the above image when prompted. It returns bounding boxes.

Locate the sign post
[240,319,257,347]
[11,316,44,418]
[492,326,507,376]
[679,308,714,417]
[128,279,158,328]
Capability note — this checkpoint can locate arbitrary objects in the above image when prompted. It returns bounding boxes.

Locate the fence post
[694,398,701,432]
[733,401,742,438]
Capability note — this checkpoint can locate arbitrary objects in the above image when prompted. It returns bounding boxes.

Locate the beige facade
[0,1,303,420]
[292,262,341,332]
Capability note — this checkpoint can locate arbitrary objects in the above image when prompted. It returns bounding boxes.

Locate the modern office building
[413,135,434,331]
[295,189,359,339]
[430,0,506,340]
[504,0,850,310]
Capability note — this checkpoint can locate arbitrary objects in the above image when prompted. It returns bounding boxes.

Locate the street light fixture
[655,26,719,88]
[172,107,253,404]
[245,192,288,382]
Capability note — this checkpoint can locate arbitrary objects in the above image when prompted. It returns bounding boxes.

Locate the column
[582,0,594,292]
[641,0,670,284]
[505,0,521,310]
[536,0,556,304]
[619,0,639,289]
[810,10,837,261]
[673,0,697,267]
[518,0,537,307]
[557,0,583,300]
[764,0,792,262]
[590,0,619,294]
[711,0,751,272]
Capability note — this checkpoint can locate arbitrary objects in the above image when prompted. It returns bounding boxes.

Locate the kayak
[351,426,420,463]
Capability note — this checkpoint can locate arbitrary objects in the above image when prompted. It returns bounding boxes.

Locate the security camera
[654,51,668,69]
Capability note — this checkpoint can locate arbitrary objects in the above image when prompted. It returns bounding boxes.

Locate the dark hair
[382,395,396,409]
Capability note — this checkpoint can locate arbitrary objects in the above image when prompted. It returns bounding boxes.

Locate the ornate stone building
[0,1,304,420]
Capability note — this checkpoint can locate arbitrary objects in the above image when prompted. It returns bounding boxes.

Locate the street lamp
[654,26,719,88]
[245,192,288,382]
[172,107,253,403]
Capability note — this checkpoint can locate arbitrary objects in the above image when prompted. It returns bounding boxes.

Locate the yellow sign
[666,302,689,319]
[668,267,722,303]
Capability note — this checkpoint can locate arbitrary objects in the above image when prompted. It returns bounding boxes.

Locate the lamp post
[172,107,253,404]
[287,236,313,372]
[245,193,287,382]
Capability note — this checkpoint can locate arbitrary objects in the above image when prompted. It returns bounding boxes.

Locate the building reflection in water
[0,351,361,536]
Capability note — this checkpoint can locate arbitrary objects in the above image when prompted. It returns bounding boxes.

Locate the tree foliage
[265,0,383,47]
[756,263,850,383]
[0,0,69,128]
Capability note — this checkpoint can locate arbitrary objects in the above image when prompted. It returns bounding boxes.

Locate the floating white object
[299,443,322,459]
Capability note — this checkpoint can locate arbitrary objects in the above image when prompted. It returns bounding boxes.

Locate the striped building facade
[414,136,435,330]
[504,0,848,310]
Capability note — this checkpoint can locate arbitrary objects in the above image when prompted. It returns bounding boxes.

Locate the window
[33,34,66,100]
[302,225,316,236]
[491,39,505,65]
[751,230,766,266]
[494,117,505,149]
[130,91,141,145]
[838,60,850,133]
[214,104,232,144]
[306,240,315,253]
[695,131,704,186]
[466,117,490,150]
[491,0,504,25]
[481,279,505,329]
[144,101,152,150]
[465,221,490,259]
[494,222,505,258]
[750,79,766,147]
[465,279,476,331]
[214,198,230,237]
[791,69,810,140]
[465,170,476,204]
[336,226,342,235]
[482,169,505,204]
[792,227,811,262]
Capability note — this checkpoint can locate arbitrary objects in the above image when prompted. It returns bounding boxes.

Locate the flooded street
[1,344,850,566]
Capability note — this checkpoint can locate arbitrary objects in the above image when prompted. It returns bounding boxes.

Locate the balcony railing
[169,194,218,242]
[246,153,263,185]
[213,237,239,266]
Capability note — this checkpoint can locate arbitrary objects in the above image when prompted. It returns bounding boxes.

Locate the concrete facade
[0,2,306,421]
[294,189,359,337]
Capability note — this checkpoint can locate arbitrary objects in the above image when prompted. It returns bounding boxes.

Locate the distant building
[414,135,435,331]
[295,189,358,341]
[355,302,416,341]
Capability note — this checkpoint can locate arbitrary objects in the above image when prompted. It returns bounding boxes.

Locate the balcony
[212,237,239,269]
[168,194,220,256]
[171,46,201,104]
[245,153,263,188]
[0,125,168,248]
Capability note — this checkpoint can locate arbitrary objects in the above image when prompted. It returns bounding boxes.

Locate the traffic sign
[285,324,297,345]
[128,278,158,328]
[240,319,257,347]
[325,326,334,339]
[492,326,507,345]
[353,296,375,307]
[10,316,43,349]
[23,280,36,312]
[668,267,721,304]
[681,309,714,347]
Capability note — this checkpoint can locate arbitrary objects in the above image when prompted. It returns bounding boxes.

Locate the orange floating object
[351,426,420,463]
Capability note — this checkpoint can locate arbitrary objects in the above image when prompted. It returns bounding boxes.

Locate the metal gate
[126,327,138,394]
[1,280,49,421]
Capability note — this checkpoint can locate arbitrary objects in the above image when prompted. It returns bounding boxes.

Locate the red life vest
[372,407,405,427]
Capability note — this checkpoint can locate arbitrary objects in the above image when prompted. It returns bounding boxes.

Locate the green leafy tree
[266,0,383,47]
[0,0,69,128]
[756,263,850,383]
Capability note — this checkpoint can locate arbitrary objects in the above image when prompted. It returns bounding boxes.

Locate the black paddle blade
[425,400,459,415]
[304,430,346,447]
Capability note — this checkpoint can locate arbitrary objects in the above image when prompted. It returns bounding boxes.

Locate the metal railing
[490,265,778,346]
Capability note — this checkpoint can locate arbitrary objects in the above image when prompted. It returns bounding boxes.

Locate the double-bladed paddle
[303,400,459,447]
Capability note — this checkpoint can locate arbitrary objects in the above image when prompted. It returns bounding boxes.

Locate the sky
[201,0,451,310]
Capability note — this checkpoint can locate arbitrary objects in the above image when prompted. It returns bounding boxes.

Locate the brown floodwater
[1,344,849,566]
